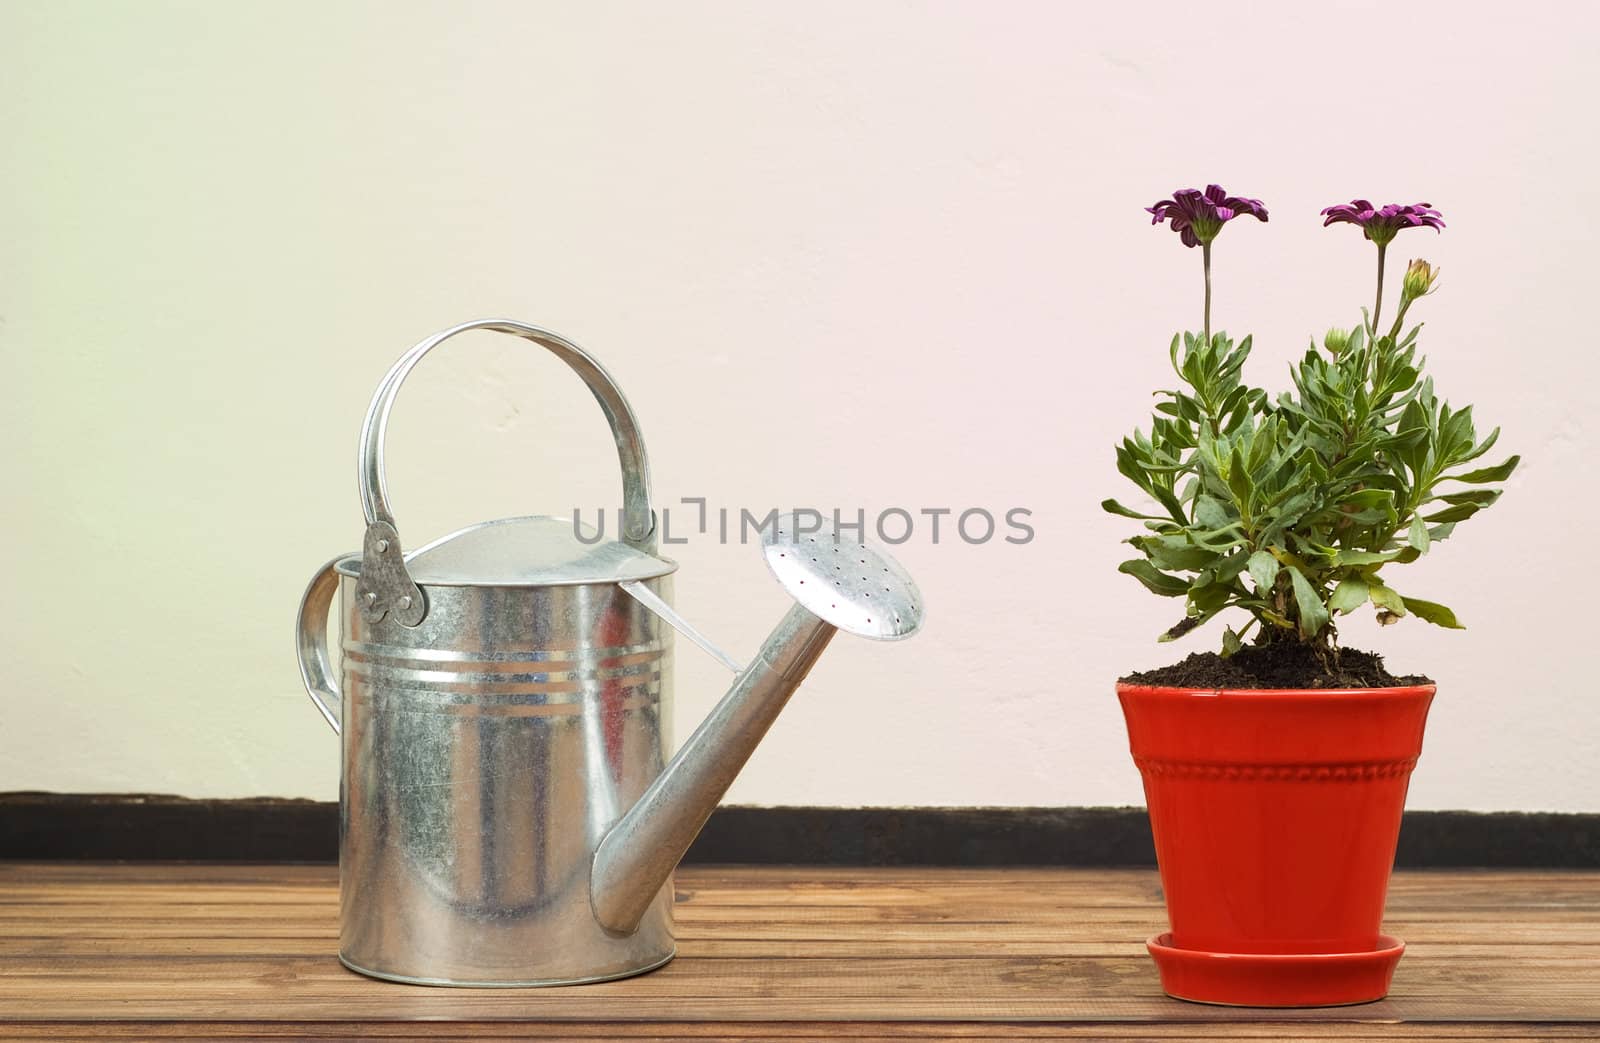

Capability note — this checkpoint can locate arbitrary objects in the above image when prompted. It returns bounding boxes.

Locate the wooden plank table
[1,863,1596,1040]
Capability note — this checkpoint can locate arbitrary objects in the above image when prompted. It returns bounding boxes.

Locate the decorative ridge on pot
[1132,758,1420,782]
[1106,186,1518,1007]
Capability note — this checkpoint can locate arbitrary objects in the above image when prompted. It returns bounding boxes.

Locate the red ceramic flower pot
[1117,682,1435,1007]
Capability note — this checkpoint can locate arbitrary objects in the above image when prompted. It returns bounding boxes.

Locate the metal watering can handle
[295,556,345,735]
[355,319,658,627]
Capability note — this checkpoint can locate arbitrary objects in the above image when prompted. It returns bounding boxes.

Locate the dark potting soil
[1121,641,1432,690]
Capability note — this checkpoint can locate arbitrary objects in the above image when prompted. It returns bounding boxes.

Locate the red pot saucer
[1146,932,1406,1008]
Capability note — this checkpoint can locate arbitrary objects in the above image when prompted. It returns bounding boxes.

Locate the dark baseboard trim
[2,793,1596,867]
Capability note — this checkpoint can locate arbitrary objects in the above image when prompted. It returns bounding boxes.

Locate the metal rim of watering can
[353,319,658,627]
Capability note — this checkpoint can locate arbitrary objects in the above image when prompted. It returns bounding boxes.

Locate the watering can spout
[589,603,835,934]
[590,514,924,935]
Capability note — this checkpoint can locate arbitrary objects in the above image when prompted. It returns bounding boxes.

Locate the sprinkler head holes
[760,513,923,640]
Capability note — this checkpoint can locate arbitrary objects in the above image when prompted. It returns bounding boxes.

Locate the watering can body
[297,319,923,986]
[305,540,678,985]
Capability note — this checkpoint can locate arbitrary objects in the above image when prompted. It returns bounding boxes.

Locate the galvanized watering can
[295,319,923,986]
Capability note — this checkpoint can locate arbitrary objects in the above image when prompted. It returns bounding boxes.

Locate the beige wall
[3,1,1595,811]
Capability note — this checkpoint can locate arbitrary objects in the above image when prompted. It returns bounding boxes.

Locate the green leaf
[1246,417,1279,476]
[1292,540,1338,570]
[1433,489,1501,507]
[1408,515,1430,552]
[1247,550,1280,594]
[1458,425,1501,464]
[1337,548,1406,566]
[1102,498,1163,520]
[1142,537,1218,571]
[1329,577,1370,614]
[1288,567,1331,639]
[1194,495,1231,530]
[1188,578,1234,614]
[1258,608,1294,630]
[1424,503,1483,524]
[1212,549,1251,584]
[1449,455,1520,484]
[1268,545,1312,570]
[1221,625,1242,658]
[1440,404,1477,459]
[1148,484,1187,524]
[1225,445,1253,509]
[1342,489,1398,510]
[1190,523,1248,549]
[1368,581,1407,618]
[1272,490,1319,531]
[1118,559,1189,597]
[1404,597,1465,629]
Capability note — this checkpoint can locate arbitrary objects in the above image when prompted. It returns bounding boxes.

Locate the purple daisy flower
[1320,200,1445,245]
[1147,184,1269,248]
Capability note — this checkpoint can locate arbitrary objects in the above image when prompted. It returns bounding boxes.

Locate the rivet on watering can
[398,595,412,610]
[376,538,389,553]
[363,591,377,607]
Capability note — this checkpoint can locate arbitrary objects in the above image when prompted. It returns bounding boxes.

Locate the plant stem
[1371,241,1387,334]
[1202,240,1213,345]
[1388,297,1411,341]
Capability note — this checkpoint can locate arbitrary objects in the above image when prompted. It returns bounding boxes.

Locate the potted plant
[1106,186,1519,1007]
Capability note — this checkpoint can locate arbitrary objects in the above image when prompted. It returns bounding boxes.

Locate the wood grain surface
[1,863,1595,1039]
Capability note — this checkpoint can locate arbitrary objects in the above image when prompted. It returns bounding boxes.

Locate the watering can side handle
[295,557,345,736]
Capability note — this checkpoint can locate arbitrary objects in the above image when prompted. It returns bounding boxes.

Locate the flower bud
[1402,258,1439,300]
[1323,327,1352,354]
